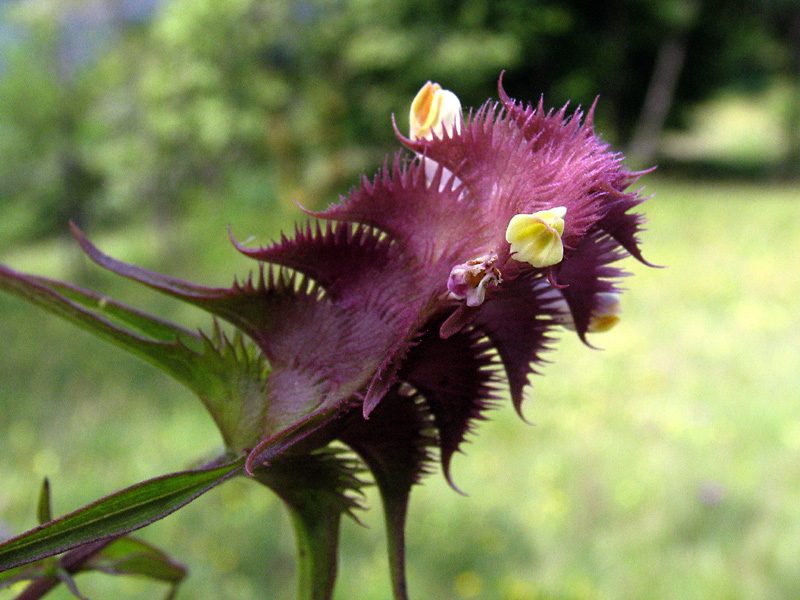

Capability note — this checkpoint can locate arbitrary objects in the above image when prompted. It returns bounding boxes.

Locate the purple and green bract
[0,76,652,599]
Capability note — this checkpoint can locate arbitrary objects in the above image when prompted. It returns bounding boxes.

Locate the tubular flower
[0,74,654,600]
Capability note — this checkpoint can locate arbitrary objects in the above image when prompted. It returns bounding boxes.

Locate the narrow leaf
[55,568,89,600]
[0,264,271,450]
[84,536,185,582]
[3,539,116,600]
[36,479,52,526]
[0,265,199,345]
[27,274,200,345]
[0,458,244,573]
[0,264,203,379]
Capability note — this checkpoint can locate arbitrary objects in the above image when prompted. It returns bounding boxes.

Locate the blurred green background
[1,0,799,599]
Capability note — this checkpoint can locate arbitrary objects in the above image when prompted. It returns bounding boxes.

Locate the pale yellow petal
[505,207,567,268]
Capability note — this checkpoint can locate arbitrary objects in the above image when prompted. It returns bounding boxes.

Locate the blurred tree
[0,8,101,246]
[627,0,698,165]
[1,0,798,251]
[96,0,800,197]
[114,0,525,209]
[88,0,295,216]
[764,0,800,177]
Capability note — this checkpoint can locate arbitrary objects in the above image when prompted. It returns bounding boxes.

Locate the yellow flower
[410,81,463,141]
[505,207,567,268]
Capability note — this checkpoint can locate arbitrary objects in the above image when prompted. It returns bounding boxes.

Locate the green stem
[287,502,340,600]
[382,495,409,600]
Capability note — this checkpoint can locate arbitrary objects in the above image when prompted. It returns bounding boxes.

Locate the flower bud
[447,254,501,307]
[538,283,621,334]
[410,81,463,141]
[586,292,621,333]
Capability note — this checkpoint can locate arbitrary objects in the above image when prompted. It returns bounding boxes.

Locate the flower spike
[0,73,656,600]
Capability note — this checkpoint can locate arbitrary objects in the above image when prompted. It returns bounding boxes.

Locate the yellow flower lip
[410,81,462,141]
[505,207,567,268]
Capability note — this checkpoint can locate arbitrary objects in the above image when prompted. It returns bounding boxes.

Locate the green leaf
[0,536,184,599]
[83,536,185,582]
[0,264,202,379]
[26,274,202,346]
[83,536,186,600]
[2,485,187,600]
[0,264,271,451]
[0,458,244,573]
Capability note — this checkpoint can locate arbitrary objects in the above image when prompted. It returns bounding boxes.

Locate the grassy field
[1,173,799,600]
